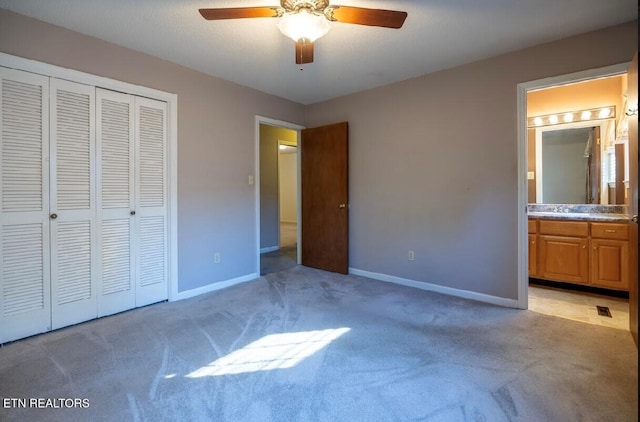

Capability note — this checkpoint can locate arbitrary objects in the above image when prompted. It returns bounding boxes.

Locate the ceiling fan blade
[331,6,407,29]
[295,42,314,64]
[199,7,279,20]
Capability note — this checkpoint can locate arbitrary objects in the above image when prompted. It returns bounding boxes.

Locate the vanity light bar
[527,106,616,128]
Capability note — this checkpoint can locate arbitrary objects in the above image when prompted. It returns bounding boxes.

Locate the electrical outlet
[408,251,415,261]
[214,252,221,263]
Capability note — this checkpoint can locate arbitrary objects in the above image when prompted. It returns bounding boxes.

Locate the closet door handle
[50,213,57,220]
[130,211,136,216]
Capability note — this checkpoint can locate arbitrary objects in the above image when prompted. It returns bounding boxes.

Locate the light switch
[248,175,254,185]
[527,171,535,180]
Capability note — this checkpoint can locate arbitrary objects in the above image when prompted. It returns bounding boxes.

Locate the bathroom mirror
[530,117,627,205]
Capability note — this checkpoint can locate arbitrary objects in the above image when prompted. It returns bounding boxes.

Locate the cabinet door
[134,97,168,306]
[96,89,135,317]
[0,68,51,343]
[528,234,537,277]
[50,79,97,329]
[539,235,589,284]
[590,239,629,290]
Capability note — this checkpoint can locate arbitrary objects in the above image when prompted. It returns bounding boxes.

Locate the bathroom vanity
[528,204,629,292]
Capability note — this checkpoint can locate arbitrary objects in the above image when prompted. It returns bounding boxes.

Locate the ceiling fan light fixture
[277,8,331,43]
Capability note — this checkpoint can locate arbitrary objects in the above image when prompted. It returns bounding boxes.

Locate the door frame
[255,116,304,276]
[516,62,630,309]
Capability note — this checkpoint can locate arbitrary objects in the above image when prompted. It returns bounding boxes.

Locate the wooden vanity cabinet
[528,219,630,291]
[590,223,629,290]
[537,220,589,285]
[528,220,538,277]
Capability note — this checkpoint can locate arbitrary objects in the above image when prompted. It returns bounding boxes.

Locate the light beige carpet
[0,266,637,421]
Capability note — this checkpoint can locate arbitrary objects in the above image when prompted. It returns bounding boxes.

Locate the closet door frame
[0,52,178,303]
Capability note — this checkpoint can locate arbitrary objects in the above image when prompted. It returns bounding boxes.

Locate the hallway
[260,222,297,276]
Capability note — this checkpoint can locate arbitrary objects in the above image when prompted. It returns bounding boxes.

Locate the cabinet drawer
[539,220,588,237]
[528,220,537,234]
[591,223,628,240]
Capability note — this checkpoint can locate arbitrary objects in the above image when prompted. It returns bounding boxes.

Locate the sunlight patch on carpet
[186,328,350,377]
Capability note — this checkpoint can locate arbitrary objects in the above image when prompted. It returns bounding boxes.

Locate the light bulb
[277,9,332,43]
[598,107,611,118]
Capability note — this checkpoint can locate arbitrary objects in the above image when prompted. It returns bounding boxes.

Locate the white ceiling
[0,0,636,105]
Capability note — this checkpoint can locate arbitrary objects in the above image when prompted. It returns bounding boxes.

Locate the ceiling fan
[199,1,408,64]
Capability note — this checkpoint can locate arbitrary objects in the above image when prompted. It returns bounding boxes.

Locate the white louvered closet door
[0,68,51,343]
[135,97,168,306]
[96,89,135,317]
[49,79,97,330]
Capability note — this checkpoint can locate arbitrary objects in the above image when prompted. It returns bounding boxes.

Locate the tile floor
[529,284,629,330]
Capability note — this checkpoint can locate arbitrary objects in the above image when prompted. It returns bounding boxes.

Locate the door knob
[339,204,346,209]
[130,211,136,216]
[50,213,57,219]
[632,215,639,224]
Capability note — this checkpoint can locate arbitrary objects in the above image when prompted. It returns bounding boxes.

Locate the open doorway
[518,64,634,331]
[256,117,303,276]
[278,141,298,248]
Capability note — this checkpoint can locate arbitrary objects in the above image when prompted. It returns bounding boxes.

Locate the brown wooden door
[301,122,349,274]
[627,51,638,346]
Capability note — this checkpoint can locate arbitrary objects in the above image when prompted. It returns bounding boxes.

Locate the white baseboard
[172,268,519,308]
[349,268,520,309]
[260,246,279,254]
[174,273,259,301]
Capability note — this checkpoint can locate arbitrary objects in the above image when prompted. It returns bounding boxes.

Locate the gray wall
[259,125,279,250]
[305,21,637,300]
[0,9,305,293]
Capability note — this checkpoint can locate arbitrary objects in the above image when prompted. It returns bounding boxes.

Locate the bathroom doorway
[518,63,634,331]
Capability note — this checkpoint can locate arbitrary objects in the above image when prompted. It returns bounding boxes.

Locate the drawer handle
[604,229,616,233]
